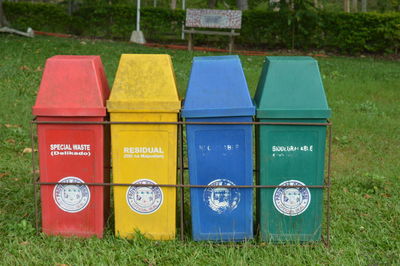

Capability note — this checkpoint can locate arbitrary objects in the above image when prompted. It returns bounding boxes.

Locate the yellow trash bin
[107,54,180,240]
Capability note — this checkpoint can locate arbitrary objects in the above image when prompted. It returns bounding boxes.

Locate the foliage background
[3,2,400,54]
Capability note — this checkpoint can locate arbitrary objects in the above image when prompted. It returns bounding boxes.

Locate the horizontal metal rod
[35,182,328,189]
[31,120,331,126]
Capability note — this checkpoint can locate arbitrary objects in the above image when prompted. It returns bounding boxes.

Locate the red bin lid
[32,55,110,117]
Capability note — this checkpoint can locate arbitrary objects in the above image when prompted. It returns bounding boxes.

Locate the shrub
[3,2,400,54]
[3,2,71,33]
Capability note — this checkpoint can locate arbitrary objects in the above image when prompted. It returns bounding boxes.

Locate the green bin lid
[254,56,331,119]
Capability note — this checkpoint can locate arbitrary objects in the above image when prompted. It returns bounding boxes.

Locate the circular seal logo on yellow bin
[273,180,311,216]
[53,176,91,213]
[126,179,163,214]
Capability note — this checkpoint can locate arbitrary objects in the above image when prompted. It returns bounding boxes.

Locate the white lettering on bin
[49,144,92,157]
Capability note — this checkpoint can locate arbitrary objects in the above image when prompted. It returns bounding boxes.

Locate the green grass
[0,35,399,265]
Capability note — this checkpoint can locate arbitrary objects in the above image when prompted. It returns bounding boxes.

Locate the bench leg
[229,37,234,54]
[229,31,234,53]
[188,33,193,51]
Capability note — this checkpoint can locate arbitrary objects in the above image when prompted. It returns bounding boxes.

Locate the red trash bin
[32,55,110,238]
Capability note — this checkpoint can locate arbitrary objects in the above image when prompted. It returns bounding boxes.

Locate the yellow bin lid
[107,54,181,113]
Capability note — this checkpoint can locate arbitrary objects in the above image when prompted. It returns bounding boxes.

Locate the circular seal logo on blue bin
[273,180,311,216]
[203,179,240,214]
[126,179,163,215]
[53,176,90,213]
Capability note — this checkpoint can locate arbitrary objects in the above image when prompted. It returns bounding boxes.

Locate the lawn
[0,35,399,265]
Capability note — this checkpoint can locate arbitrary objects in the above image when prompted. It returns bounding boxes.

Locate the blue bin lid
[181,56,255,118]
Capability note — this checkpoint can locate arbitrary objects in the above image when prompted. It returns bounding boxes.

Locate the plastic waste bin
[107,54,180,240]
[182,56,255,241]
[254,56,331,242]
[32,55,110,238]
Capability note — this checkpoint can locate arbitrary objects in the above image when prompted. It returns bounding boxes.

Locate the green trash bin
[254,56,331,242]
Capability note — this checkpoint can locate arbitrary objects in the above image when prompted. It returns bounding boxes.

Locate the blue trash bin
[181,56,255,241]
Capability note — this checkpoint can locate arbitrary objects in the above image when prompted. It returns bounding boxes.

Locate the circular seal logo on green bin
[126,179,163,215]
[53,176,91,213]
[273,180,311,216]
[203,179,240,214]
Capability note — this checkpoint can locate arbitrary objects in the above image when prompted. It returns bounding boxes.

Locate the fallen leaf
[35,66,43,72]
[382,193,392,198]
[80,41,87,45]
[55,264,68,266]
[23,148,33,153]
[5,124,21,128]
[20,241,29,245]
[13,178,19,181]
[342,188,348,193]
[6,139,16,144]
[20,65,31,71]
[364,194,372,199]
[0,173,9,178]
[360,213,369,217]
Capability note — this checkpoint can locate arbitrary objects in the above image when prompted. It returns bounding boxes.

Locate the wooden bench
[183,9,242,53]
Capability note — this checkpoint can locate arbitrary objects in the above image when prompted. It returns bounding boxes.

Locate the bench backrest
[185,9,242,29]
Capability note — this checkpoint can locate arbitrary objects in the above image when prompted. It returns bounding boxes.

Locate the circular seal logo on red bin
[273,180,311,216]
[53,176,91,213]
[126,179,163,215]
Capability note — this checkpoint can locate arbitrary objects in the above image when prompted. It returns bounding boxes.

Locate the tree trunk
[314,0,324,9]
[236,0,248,10]
[361,0,367,12]
[320,1,324,9]
[0,0,10,27]
[208,0,217,8]
[352,0,357,12]
[170,0,176,9]
[343,0,350,12]
[68,0,72,16]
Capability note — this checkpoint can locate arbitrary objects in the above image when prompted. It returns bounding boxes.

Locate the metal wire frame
[31,118,331,126]
[30,118,332,247]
